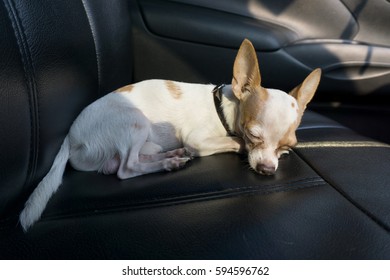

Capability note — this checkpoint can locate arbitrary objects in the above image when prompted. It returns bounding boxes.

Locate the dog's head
[232,39,321,175]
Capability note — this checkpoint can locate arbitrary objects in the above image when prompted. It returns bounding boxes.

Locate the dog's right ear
[232,39,261,100]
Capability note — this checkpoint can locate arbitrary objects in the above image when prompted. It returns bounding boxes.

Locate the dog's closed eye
[249,132,262,141]
[246,127,263,142]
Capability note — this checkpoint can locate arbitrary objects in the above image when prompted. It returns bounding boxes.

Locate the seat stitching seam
[3,0,40,188]
[42,181,328,221]
[41,177,325,220]
[81,0,102,95]
[293,148,390,233]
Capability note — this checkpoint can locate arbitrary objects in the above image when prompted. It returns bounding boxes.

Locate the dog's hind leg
[101,154,120,175]
[115,109,191,179]
[117,150,191,179]
[140,141,163,155]
[139,147,194,163]
[117,138,191,179]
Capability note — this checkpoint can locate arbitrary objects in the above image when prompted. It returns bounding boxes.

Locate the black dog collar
[212,84,234,136]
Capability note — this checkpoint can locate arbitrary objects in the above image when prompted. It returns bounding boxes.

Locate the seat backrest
[0,0,133,220]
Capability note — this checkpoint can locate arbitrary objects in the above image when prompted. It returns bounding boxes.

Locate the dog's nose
[256,163,276,176]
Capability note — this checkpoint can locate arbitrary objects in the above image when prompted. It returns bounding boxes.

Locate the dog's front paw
[182,147,195,159]
[166,147,194,159]
[163,156,191,171]
[277,148,291,159]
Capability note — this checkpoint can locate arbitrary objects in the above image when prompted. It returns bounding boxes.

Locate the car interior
[1,0,389,259]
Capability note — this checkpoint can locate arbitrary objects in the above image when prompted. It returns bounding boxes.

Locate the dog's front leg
[187,136,245,157]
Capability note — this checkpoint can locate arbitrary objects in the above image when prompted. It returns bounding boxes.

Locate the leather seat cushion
[1,111,389,259]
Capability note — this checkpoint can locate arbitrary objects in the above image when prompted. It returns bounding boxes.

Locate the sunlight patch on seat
[296,141,389,149]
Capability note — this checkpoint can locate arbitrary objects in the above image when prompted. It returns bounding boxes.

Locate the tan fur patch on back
[165,80,182,99]
[116,84,134,93]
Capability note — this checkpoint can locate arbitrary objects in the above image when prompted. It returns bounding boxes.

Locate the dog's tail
[19,136,70,232]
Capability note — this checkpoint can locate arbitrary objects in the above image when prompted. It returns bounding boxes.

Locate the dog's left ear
[290,68,322,113]
[232,39,261,100]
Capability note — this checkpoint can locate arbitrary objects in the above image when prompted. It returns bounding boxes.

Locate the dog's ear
[290,68,321,113]
[232,39,261,100]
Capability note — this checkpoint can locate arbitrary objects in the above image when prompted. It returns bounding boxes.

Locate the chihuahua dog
[20,39,321,231]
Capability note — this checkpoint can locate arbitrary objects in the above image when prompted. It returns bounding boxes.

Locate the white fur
[19,136,70,230]
[262,89,299,143]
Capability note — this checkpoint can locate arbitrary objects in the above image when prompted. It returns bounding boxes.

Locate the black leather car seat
[0,0,389,259]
